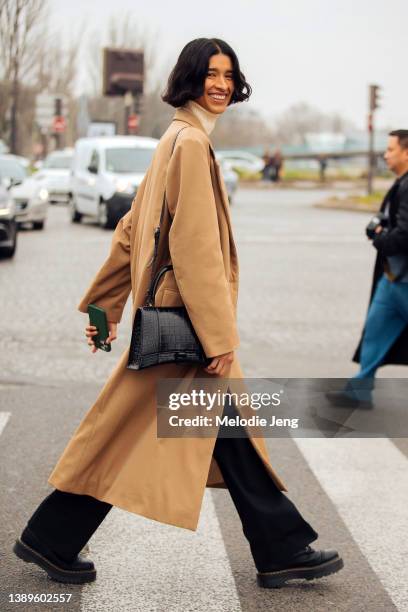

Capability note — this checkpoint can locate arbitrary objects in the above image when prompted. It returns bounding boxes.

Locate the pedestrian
[262,148,274,181]
[327,129,408,408]
[13,37,343,590]
[318,155,328,183]
[272,148,283,182]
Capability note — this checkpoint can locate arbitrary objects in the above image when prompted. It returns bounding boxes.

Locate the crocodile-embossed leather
[127,306,211,370]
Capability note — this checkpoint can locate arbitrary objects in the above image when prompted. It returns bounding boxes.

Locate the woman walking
[13,38,343,589]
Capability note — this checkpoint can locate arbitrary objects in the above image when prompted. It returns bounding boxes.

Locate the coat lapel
[171,107,237,260]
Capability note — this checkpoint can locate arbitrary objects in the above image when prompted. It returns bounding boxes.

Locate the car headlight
[38,188,49,201]
[115,179,135,195]
[0,195,14,215]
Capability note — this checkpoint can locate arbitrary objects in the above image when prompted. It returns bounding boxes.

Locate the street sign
[103,48,144,96]
[128,114,139,130]
[36,94,56,112]
[53,116,66,133]
[35,94,66,129]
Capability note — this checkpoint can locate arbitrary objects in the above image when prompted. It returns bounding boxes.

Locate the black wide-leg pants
[25,400,318,573]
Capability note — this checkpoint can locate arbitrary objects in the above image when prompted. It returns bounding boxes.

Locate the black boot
[13,526,96,584]
[257,545,344,588]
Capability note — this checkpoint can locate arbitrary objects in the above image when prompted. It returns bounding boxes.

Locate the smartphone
[87,304,111,352]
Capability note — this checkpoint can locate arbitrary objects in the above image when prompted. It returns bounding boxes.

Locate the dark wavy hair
[162,38,251,108]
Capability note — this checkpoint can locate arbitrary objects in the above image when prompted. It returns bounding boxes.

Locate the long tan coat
[48,107,287,531]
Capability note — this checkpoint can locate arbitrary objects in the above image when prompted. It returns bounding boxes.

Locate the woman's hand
[204,351,234,376]
[85,321,118,353]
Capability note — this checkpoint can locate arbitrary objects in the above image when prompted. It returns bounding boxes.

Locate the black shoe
[325,391,373,410]
[257,545,344,588]
[13,527,96,584]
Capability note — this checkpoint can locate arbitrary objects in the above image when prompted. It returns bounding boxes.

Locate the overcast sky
[49,0,407,130]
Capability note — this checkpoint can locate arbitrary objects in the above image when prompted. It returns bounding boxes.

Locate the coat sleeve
[77,207,132,323]
[373,181,408,256]
[165,131,240,358]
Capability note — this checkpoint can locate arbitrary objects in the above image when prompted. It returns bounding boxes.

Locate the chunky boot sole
[13,538,96,584]
[257,554,344,588]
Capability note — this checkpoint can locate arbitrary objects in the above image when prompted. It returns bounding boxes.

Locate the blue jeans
[346,274,408,401]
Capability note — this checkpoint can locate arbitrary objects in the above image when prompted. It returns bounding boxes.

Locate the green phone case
[87,304,111,352]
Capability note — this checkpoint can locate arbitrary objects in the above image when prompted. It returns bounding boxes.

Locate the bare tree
[34,25,85,147]
[83,13,160,136]
[0,0,47,153]
[212,105,276,148]
[87,13,157,96]
[138,83,173,138]
[36,27,84,96]
[273,102,355,146]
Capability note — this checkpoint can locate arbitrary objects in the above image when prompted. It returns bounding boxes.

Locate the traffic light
[103,48,144,97]
[54,97,63,116]
[369,84,381,111]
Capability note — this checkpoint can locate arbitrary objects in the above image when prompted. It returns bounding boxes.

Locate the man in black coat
[328,130,408,408]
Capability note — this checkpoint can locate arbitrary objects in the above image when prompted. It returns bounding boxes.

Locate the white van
[69,136,159,228]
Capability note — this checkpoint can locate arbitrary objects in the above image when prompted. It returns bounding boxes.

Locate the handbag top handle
[143,126,189,306]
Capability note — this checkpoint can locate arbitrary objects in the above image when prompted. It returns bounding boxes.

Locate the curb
[315,199,380,213]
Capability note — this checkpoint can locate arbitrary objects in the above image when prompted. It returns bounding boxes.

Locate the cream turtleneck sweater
[183,100,219,136]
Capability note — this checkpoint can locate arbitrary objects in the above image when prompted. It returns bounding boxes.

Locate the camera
[366,212,388,240]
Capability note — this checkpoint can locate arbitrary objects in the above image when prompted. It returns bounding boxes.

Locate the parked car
[0,182,17,258]
[215,150,264,175]
[0,155,28,188]
[36,148,73,204]
[0,139,9,155]
[70,136,159,229]
[10,174,49,229]
[8,154,30,170]
[215,153,239,203]
[0,155,48,229]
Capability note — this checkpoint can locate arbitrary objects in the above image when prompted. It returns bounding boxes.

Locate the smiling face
[195,53,234,115]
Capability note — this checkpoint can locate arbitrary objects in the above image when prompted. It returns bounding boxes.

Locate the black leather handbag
[127,129,212,371]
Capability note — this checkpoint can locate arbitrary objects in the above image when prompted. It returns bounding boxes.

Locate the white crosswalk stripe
[80,489,241,612]
[295,438,408,612]
[78,436,408,611]
[0,412,11,437]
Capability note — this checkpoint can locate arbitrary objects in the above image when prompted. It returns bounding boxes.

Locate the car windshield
[44,154,72,169]
[105,147,155,173]
[0,158,27,181]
